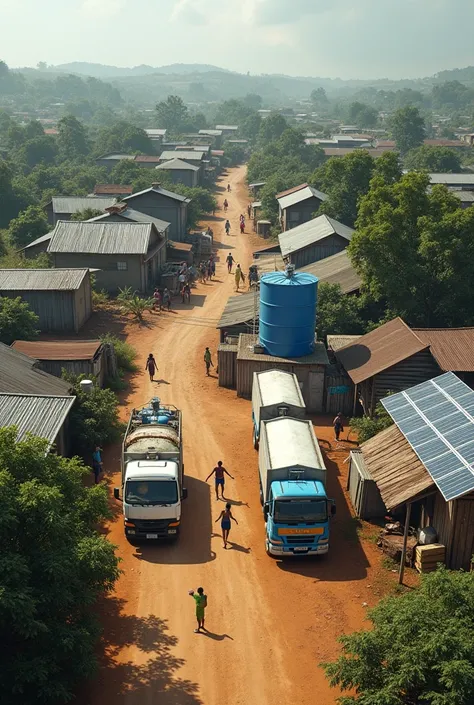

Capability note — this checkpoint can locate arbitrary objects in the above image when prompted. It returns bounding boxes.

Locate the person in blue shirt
[92,445,103,484]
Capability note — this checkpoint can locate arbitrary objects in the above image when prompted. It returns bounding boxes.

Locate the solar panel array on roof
[382,372,474,502]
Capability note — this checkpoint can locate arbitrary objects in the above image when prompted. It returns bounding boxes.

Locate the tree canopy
[8,205,49,248]
[404,145,462,173]
[0,427,119,705]
[390,105,426,154]
[155,95,189,133]
[316,283,367,342]
[0,297,39,344]
[324,568,474,705]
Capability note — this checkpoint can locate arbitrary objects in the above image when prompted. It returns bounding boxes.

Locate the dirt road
[85,166,386,705]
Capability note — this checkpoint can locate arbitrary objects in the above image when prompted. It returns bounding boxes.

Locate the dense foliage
[0,296,39,344]
[404,145,462,172]
[0,427,120,705]
[316,283,367,342]
[324,568,474,705]
[350,403,393,443]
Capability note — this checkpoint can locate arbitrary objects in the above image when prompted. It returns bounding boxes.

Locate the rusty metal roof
[134,155,161,163]
[413,328,474,372]
[336,317,428,384]
[12,340,102,361]
[0,343,72,395]
[0,393,75,447]
[237,334,329,366]
[357,425,434,510]
[93,184,133,195]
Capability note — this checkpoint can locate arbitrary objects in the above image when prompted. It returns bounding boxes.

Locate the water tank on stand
[259,266,318,358]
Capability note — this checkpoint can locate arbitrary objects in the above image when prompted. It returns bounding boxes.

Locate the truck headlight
[125,520,135,527]
[169,521,180,527]
[270,539,283,545]
[319,538,328,544]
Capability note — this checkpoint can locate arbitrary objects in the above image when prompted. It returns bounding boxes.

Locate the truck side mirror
[182,487,188,500]
[113,487,120,500]
[331,504,336,516]
[263,502,269,521]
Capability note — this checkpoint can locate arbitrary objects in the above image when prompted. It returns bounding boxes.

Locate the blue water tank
[259,269,318,358]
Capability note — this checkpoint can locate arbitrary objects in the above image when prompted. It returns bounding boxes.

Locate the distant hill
[49,62,231,78]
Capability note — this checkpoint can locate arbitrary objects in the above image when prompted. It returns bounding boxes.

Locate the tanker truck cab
[264,478,335,556]
[122,460,184,540]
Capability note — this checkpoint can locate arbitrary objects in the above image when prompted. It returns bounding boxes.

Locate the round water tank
[259,270,318,358]
[79,379,94,394]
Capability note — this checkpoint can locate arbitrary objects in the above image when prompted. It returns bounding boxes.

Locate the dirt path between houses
[84,166,392,705]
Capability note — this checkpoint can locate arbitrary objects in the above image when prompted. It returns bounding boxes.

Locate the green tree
[324,568,474,705]
[0,296,39,344]
[155,95,189,133]
[404,145,461,172]
[64,375,124,456]
[18,136,57,168]
[390,105,425,154]
[0,160,30,227]
[57,115,89,160]
[8,205,49,248]
[310,87,329,108]
[351,171,474,326]
[316,283,366,342]
[171,185,217,228]
[350,402,392,443]
[258,112,288,144]
[243,93,263,110]
[95,120,152,155]
[348,101,378,128]
[215,99,254,126]
[240,113,262,141]
[0,427,119,705]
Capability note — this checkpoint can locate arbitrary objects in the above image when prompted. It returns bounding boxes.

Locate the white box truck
[251,369,306,449]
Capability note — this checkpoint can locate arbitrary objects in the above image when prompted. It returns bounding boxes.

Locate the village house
[0,341,72,396]
[276,183,328,231]
[86,203,171,242]
[0,268,92,333]
[159,150,205,167]
[24,222,166,294]
[44,196,117,226]
[121,183,190,241]
[12,340,109,387]
[301,249,361,294]
[155,158,201,187]
[278,214,354,269]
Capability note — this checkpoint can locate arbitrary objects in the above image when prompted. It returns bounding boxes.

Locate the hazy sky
[1,0,474,79]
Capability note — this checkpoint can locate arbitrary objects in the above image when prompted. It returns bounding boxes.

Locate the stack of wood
[415,544,445,573]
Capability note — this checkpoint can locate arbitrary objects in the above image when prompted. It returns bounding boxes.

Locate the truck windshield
[274,499,327,523]
[125,480,178,505]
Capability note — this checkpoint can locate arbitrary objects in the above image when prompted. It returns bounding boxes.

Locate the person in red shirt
[206,460,234,500]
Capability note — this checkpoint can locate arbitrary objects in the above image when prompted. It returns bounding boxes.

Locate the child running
[215,502,238,548]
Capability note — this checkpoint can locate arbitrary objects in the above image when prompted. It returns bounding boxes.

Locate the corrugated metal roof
[359,425,433,510]
[47,221,153,255]
[238,334,329,366]
[124,186,189,204]
[0,343,72,395]
[156,158,200,171]
[215,125,238,130]
[145,129,167,136]
[168,241,193,252]
[160,150,204,162]
[51,196,116,214]
[413,328,474,372]
[134,155,161,163]
[300,249,361,293]
[276,183,307,199]
[98,153,135,160]
[327,334,362,352]
[12,340,102,361]
[453,191,474,204]
[217,292,257,329]
[0,268,88,291]
[277,185,328,211]
[335,317,428,384]
[0,393,76,447]
[87,208,170,232]
[252,253,285,274]
[279,215,354,258]
[22,232,53,250]
[93,184,133,195]
[199,129,223,136]
[429,173,474,186]
[251,201,262,209]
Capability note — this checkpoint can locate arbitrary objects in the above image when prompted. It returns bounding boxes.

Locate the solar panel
[381,372,474,502]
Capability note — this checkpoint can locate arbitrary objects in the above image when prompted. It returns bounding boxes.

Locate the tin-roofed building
[301,249,361,293]
[276,183,328,231]
[428,173,474,189]
[86,204,170,240]
[0,268,92,332]
[95,153,135,169]
[278,215,354,268]
[159,150,205,166]
[155,158,201,187]
[44,196,117,226]
[0,392,75,455]
[24,222,166,293]
[0,342,72,396]
[122,184,190,241]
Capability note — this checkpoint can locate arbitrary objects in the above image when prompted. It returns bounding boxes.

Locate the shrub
[350,402,393,443]
[0,296,39,344]
[100,333,138,373]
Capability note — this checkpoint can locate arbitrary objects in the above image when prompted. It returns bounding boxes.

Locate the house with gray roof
[159,150,205,167]
[0,342,72,396]
[86,204,171,240]
[0,268,92,332]
[278,215,354,268]
[428,173,474,189]
[122,183,190,241]
[276,183,328,231]
[155,157,201,187]
[24,222,166,293]
[95,153,135,169]
[44,196,117,226]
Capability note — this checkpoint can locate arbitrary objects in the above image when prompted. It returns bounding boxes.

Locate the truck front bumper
[267,540,329,556]
[125,521,180,540]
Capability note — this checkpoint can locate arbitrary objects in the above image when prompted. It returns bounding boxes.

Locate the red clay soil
[82,166,405,705]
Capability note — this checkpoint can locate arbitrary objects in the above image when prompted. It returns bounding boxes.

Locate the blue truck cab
[264,480,334,556]
[258,416,335,558]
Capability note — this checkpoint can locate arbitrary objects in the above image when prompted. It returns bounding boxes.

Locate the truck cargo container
[251,369,306,448]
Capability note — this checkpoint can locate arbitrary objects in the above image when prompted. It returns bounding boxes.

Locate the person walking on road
[226,252,235,273]
[234,264,245,291]
[204,347,214,376]
[181,282,191,304]
[145,353,157,382]
[162,287,171,311]
[216,502,238,548]
[223,198,228,212]
[333,412,344,441]
[225,219,231,235]
[92,444,103,484]
[189,587,207,633]
[206,460,234,500]
[247,203,251,219]
[153,287,161,312]
[227,183,231,192]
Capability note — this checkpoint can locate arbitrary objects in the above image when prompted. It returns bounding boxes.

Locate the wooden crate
[415,543,445,573]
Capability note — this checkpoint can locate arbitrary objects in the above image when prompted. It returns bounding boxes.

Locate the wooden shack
[217,342,238,388]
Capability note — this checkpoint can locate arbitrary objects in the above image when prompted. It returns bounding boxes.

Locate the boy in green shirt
[189,587,207,633]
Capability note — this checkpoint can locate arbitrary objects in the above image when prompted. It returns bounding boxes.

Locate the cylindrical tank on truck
[114,397,187,541]
[258,416,336,557]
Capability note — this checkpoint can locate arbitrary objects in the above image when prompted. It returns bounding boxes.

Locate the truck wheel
[259,482,264,506]
[253,428,259,450]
